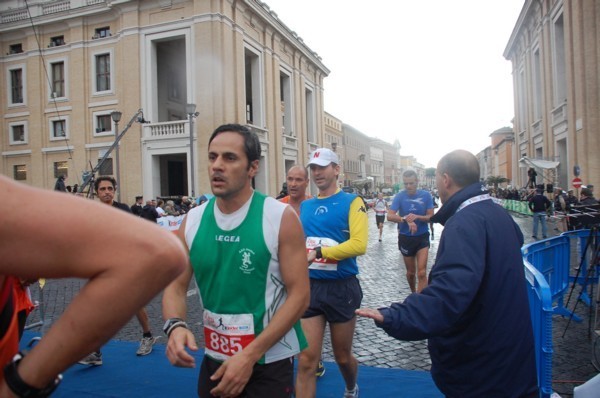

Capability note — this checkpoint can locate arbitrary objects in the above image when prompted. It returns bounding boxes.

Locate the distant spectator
[275,182,288,199]
[131,196,144,216]
[164,200,180,216]
[579,188,598,206]
[197,195,209,206]
[141,200,159,223]
[527,168,537,189]
[179,196,191,214]
[54,175,67,192]
[528,188,551,239]
[553,187,568,233]
[566,189,579,210]
[156,199,166,217]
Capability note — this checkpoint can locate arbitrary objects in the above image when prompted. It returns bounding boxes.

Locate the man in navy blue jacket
[357,150,538,398]
[528,188,551,239]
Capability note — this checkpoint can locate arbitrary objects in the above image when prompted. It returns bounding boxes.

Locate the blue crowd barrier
[522,236,579,321]
[560,229,600,307]
[524,260,553,398]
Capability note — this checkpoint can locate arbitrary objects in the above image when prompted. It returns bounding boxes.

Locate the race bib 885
[203,310,255,361]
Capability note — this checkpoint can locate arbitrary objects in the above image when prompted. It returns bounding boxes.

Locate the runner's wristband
[163,318,189,338]
[4,352,62,398]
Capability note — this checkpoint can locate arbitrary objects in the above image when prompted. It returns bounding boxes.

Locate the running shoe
[78,351,103,366]
[343,384,359,397]
[316,360,326,378]
[136,336,160,356]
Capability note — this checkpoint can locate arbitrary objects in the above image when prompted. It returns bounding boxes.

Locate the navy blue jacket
[529,192,551,213]
[376,183,538,397]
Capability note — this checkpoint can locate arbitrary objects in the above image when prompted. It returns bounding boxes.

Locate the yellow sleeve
[321,197,368,261]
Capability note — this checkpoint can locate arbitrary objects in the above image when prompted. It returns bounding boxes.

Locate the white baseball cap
[307,148,339,167]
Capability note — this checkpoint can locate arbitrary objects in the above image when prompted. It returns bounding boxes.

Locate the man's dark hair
[581,188,593,198]
[437,150,480,188]
[94,176,117,191]
[208,124,261,167]
[402,169,418,179]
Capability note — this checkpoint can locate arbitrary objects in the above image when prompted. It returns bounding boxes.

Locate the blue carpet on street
[21,331,442,397]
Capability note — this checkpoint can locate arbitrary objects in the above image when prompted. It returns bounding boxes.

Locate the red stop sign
[572,177,582,188]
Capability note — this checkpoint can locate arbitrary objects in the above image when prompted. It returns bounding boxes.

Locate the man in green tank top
[162,124,310,398]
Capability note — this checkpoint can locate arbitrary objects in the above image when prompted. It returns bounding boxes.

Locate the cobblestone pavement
[26,208,599,395]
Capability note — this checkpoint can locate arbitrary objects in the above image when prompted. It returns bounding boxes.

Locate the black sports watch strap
[4,352,62,398]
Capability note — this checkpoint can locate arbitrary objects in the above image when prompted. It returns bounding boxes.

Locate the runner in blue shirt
[388,170,434,293]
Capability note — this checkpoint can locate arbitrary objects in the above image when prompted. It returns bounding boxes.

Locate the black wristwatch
[315,247,323,259]
[4,352,62,398]
[163,318,189,338]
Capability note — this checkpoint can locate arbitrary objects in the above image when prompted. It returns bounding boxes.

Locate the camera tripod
[562,225,600,369]
[76,109,146,199]
[594,276,600,371]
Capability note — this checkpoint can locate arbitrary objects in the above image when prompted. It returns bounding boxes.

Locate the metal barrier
[22,280,49,348]
[524,260,553,398]
[522,236,578,321]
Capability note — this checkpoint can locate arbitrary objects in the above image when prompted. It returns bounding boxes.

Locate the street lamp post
[111,110,122,202]
[186,103,199,198]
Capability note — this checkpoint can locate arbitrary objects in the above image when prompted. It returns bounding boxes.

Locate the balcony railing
[552,102,567,125]
[531,119,542,138]
[283,135,297,149]
[43,1,70,14]
[143,120,187,139]
[1,0,107,24]
[245,124,268,142]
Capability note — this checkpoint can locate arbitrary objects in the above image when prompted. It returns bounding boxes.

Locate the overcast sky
[263,0,525,168]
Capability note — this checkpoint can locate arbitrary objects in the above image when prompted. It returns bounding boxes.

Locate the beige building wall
[489,127,515,186]
[341,123,371,191]
[504,0,600,192]
[370,137,399,191]
[324,111,344,183]
[476,146,493,182]
[382,140,401,190]
[1,0,329,203]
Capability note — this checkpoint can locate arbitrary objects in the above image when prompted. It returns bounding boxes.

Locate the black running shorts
[398,233,430,257]
[198,356,294,398]
[302,275,363,323]
[375,214,385,226]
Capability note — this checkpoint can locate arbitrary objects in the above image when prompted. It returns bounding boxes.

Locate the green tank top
[189,192,306,363]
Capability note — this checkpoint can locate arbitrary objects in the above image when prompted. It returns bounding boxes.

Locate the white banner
[157,215,185,231]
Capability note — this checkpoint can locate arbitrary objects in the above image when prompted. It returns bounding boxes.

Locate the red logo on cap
[314,152,320,158]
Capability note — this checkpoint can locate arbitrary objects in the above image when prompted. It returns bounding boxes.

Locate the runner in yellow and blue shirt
[295,148,368,398]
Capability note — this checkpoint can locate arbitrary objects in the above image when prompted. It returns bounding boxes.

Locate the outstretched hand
[355,308,384,323]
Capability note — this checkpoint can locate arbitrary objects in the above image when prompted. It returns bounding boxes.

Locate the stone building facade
[504,0,600,191]
[341,122,371,191]
[1,0,329,202]
[489,126,515,186]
